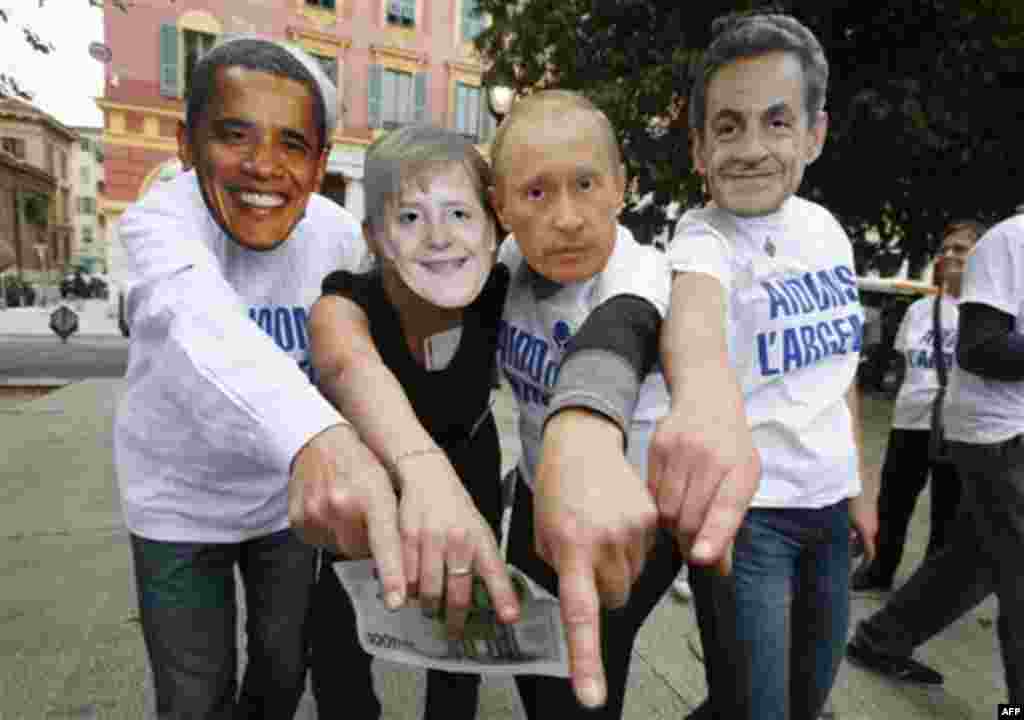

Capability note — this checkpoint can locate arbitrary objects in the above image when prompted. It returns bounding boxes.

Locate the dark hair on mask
[184,37,329,151]
[690,11,828,134]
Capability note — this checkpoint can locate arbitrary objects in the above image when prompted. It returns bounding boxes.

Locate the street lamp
[488,85,515,122]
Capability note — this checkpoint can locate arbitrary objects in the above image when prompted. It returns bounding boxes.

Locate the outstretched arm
[119,183,405,599]
[308,296,520,632]
[649,272,760,572]
[533,293,661,709]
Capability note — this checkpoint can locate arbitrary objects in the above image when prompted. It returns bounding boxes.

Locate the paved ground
[0,300,1011,718]
[0,336,127,383]
[0,375,1009,719]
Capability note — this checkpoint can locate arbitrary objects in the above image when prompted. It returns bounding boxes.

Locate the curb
[0,378,73,388]
[0,333,126,342]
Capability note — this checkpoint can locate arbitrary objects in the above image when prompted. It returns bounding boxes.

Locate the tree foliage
[475,0,1024,275]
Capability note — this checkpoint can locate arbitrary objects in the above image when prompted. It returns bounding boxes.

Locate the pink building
[99,0,495,275]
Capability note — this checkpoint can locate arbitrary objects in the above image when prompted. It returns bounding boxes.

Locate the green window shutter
[462,0,481,41]
[368,64,383,129]
[479,86,495,142]
[414,72,428,123]
[159,24,179,98]
[403,0,416,25]
[455,83,468,134]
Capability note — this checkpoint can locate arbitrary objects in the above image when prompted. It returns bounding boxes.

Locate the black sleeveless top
[320,265,510,531]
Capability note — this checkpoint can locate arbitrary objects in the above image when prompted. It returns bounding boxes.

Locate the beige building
[69,126,107,274]
[0,98,77,281]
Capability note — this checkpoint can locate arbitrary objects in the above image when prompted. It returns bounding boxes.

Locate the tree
[475,0,1024,275]
[0,1,131,102]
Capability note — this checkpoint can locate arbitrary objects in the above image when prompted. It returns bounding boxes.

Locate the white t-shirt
[891,295,958,430]
[497,225,671,489]
[667,197,863,509]
[947,215,1024,443]
[114,171,366,542]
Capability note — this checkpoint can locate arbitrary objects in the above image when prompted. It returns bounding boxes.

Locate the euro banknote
[333,559,569,677]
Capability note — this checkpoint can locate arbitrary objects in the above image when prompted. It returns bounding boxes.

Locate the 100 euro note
[333,559,570,677]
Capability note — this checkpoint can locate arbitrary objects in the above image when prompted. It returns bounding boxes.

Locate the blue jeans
[732,500,851,720]
[131,529,318,720]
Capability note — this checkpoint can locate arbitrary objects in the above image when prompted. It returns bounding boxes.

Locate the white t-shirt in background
[947,215,1024,444]
[115,171,366,543]
[667,197,864,509]
[497,225,671,490]
[891,295,959,431]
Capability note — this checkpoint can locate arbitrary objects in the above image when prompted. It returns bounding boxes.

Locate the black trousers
[311,553,484,720]
[856,436,1024,704]
[867,428,963,582]
[507,480,748,720]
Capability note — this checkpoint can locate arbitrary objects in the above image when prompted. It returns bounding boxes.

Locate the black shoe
[846,637,944,685]
[851,562,893,592]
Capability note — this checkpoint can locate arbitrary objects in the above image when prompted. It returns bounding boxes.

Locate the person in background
[848,213,1024,705]
[656,12,875,720]
[851,220,985,592]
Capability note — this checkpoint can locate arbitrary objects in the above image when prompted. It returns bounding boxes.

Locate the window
[82,226,94,244]
[46,143,55,175]
[183,29,217,98]
[311,52,338,86]
[60,150,68,180]
[1,137,25,159]
[79,197,96,216]
[80,138,92,153]
[80,166,91,184]
[306,0,336,8]
[61,188,70,223]
[461,0,484,41]
[387,0,415,27]
[454,83,481,139]
[160,15,223,98]
[381,69,413,128]
[453,82,496,143]
[369,66,427,129]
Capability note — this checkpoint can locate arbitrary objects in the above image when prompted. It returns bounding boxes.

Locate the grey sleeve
[544,294,661,435]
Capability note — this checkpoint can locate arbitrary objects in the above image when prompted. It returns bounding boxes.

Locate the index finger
[473,535,521,624]
[365,480,406,610]
[646,427,667,498]
[689,455,759,575]
[558,549,607,710]
[859,524,877,564]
